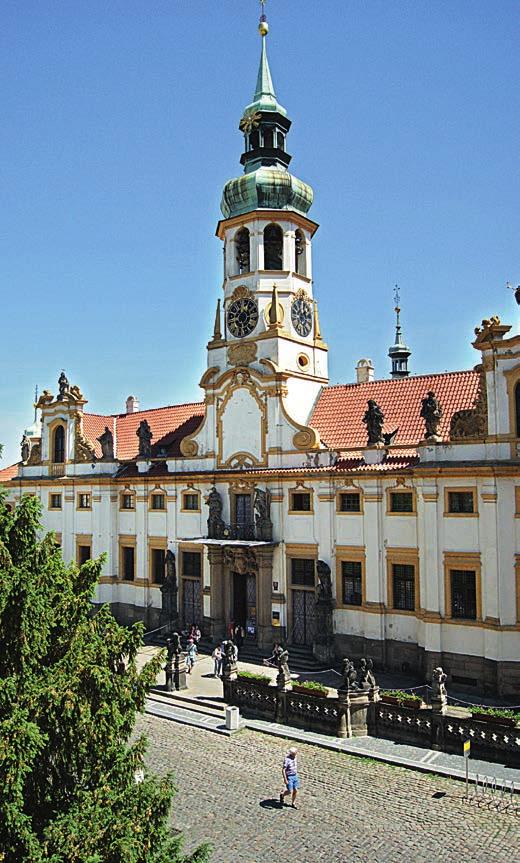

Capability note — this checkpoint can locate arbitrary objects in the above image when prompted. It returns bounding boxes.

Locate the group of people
[210,621,245,677]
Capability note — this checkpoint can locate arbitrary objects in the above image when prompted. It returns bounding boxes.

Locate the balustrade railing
[50,463,66,477]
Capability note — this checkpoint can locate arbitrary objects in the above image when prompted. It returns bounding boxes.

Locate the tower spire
[388,285,411,378]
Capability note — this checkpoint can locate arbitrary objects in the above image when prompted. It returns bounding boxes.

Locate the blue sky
[1,1,519,465]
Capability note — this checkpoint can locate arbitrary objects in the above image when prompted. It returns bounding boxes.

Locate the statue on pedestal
[97,426,115,460]
[164,632,186,692]
[254,487,273,541]
[313,560,335,664]
[20,435,31,463]
[206,486,225,539]
[431,666,448,715]
[339,657,358,692]
[363,400,385,446]
[57,371,69,400]
[420,391,443,441]
[160,549,179,635]
[136,419,153,458]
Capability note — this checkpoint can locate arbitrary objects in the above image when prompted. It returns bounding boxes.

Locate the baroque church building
[2,17,519,697]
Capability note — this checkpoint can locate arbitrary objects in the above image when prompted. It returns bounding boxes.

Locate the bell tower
[207,7,328,425]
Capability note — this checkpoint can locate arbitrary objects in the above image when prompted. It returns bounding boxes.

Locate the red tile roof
[310,370,480,450]
[0,463,19,482]
[83,402,205,461]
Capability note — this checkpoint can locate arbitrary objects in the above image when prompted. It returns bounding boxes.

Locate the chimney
[356,359,374,384]
[126,395,140,414]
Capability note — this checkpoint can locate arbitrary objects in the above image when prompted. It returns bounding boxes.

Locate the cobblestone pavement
[137,714,519,863]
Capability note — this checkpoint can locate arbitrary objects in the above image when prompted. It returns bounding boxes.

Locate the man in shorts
[279,746,300,809]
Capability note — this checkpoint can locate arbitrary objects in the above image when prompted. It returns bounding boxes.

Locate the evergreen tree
[0,494,211,863]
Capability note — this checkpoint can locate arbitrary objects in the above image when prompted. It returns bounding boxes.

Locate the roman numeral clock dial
[226,297,259,338]
[291,296,312,337]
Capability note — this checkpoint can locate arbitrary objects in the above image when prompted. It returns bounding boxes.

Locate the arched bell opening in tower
[235,227,251,275]
[264,223,283,270]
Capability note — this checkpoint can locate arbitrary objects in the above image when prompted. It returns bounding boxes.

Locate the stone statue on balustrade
[160,549,179,634]
[357,657,376,690]
[420,391,443,442]
[254,487,272,541]
[363,400,385,446]
[431,666,448,715]
[222,639,238,681]
[339,658,358,692]
[136,419,153,458]
[97,426,115,460]
[206,486,225,539]
[271,643,291,691]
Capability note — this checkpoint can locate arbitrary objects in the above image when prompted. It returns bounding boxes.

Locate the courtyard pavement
[137,712,519,863]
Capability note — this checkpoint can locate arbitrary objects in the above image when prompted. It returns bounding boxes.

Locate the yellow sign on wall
[463,739,471,756]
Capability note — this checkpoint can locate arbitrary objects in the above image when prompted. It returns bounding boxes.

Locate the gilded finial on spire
[259,0,269,36]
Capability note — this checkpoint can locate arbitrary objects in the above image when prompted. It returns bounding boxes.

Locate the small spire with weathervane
[388,285,411,378]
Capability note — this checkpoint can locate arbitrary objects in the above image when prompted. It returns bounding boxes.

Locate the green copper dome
[221,167,313,219]
[220,23,314,220]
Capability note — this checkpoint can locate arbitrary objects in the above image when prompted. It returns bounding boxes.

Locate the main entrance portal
[233,571,257,641]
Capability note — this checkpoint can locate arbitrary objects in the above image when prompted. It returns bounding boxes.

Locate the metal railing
[209,522,256,541]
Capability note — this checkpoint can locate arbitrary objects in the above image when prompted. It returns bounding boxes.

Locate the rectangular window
[392,563,415,611]
[50,493,62,509]
[450,570,477,620]
[291,558,315,587]
[448,491,474,514]
[290,492,311,512]
[182,493,199,511]
[122,546,135,581]
[389,492,414,513]
[339,492,361,513]
[182,550,201,578]
[121,493,134,510]
[151,548,165,584]
[151,494,165,510]
[78,493,91,510]
[342,561,362,605]
[77,545,91,566]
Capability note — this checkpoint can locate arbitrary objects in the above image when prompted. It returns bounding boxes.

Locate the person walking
[212,644,222,678]
[280,746,300,809]
[185,638,198,674]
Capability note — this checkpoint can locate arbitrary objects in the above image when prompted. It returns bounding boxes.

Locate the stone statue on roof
[420,391,442,441]
[57,371,69,400]
[20,435,31,463]
[136,419,153,458]
[97,426,114,460]
[362,399,384,445]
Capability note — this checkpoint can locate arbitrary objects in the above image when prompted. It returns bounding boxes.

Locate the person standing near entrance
[185,638,198,674]
[234,623,244,652]
[279,746,300,809]
[212,644,222,677]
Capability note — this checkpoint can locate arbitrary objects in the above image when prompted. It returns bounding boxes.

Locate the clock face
[227,297,259,338]
[291,297,313,337]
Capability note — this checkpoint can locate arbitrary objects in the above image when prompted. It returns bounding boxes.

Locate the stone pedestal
[336,688,371,738]
[431,695,448,716]
[174,653,188,691]
[363,444,386,465]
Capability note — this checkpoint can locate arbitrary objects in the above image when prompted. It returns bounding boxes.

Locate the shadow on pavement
[259,798,284,810]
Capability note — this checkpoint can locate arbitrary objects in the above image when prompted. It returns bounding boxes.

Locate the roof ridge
[84,401,205,419]
[324,369,477,391]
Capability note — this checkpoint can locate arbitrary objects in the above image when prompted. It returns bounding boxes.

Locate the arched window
[263,128,274,149]
[235,227,250,274]
[515,382,520,437]
[263,224,283,270]
[53,425,65,463]
[295,229,306,276]
[250,130,260,150]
